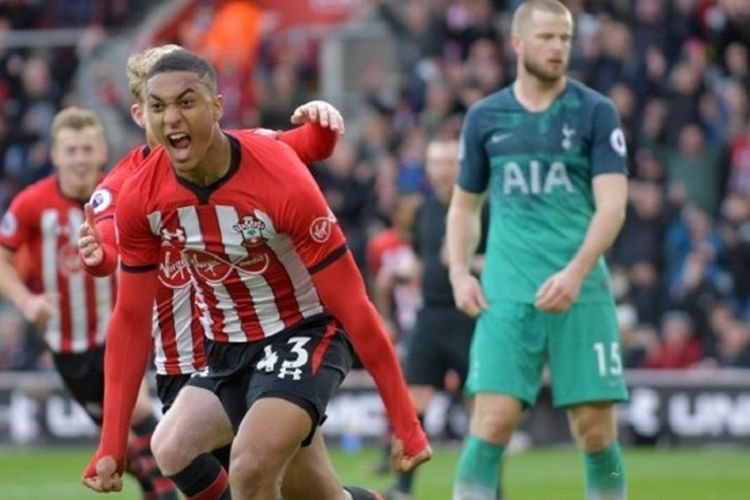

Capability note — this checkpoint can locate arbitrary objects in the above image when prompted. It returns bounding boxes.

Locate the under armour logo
[161,227,186,245]
[278,366,302,380]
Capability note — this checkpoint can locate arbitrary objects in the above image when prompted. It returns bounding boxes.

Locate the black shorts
[205,314,353,446]
[52,347,105,425]
[155,370,219,414]
[404,306,475,388]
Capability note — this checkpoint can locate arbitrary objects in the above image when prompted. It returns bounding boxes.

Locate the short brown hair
[511,0,572,35]
[51,106,104,142]
[126,44,184,102]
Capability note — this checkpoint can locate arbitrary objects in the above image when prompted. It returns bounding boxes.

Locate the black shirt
[413,195,488,307]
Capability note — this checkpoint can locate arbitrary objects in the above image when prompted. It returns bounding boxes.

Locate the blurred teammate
[447,2,629,499]
[388,139,486,500]
[78,45,376,499]
[0,107,178,499]
[82,50,430,499]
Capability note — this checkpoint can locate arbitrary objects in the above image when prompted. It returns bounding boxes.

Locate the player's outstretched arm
[82,269,156,492]
[79,203,118,276]
[535,173,627,312]
[311,249,432,470]
[277,100,344,163]
[447,185,488,317]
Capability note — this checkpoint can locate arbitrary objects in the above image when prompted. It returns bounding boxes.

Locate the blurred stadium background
[0,0,750,498]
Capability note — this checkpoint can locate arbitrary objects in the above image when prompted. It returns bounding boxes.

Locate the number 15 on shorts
[593,341,622,377]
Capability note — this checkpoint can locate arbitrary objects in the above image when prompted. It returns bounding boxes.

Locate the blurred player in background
[447,1,629,499]
[79,44,355,499]
[387,138,486,500]
[0,106,178,500]
[82,50,430,499]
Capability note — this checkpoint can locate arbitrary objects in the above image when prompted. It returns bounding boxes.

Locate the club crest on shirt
[90,189,113,215]
[562,123,576,151]
[0,212,17,236]
[309,209,337,243]
[233,215,267,248]
[57,243,82,277]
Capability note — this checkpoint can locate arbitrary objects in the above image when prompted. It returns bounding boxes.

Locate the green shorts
[465,300,628,407]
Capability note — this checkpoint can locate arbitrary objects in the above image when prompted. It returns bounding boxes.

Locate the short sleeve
[115,179,159,272]
[276,153,347,274]
[0,189,35,251]
[457,104,490,193]
[591,98,628,176]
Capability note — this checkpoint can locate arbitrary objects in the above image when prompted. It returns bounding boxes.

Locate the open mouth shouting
[166,132,192,162]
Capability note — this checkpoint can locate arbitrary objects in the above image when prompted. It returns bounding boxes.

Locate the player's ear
[130,103,145,129]
[511,33,522,56]
[212,94,224,122]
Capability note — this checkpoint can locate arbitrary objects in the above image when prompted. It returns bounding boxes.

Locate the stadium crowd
[1,0,750,374]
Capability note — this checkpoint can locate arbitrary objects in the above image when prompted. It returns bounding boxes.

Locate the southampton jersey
[116,132,347,343]
[0,177,116,353]
[458,78,627,303]
[91,144,207,375]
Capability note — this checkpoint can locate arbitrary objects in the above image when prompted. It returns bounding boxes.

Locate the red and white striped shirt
[91,145,206,374]
[116,132,346,343]
[0,176,115,353]
[89,126,339,372]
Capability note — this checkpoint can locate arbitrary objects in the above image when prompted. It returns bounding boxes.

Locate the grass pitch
[0,445,748,499]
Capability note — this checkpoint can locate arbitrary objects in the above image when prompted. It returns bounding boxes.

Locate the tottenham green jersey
[458,78,627,303]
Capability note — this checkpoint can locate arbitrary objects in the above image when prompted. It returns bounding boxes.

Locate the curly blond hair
[126,44,184,103]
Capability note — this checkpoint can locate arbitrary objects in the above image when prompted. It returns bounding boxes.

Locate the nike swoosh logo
[491,132,512,144]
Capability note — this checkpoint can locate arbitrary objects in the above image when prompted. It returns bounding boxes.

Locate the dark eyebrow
[147,88,197,103]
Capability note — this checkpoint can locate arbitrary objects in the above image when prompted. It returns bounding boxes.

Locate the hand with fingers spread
[78,203,103,267]
[82,455,122,493]
[290,100,345,135]
[391,437,432,472]
[450,269,488,318]
[534,264,586,313]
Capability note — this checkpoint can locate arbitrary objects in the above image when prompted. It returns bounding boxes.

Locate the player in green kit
[446,1,628,499]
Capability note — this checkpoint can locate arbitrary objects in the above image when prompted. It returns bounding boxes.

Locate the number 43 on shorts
[593,341,622,377]
[256,336,312,380]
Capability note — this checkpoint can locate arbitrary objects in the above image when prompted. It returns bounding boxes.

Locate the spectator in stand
[642,311,704,369]
[665,204,724,299]
[661,123,726,217]
[670,252,724,346]
[315,140,375,268]
[716,192,750,313]
[367,194,422,344]
[712,320,750,368]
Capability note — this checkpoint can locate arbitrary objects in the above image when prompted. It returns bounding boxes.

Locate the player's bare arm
[535,173,627,312]
[0,246,55,326]
[447,185,488,317]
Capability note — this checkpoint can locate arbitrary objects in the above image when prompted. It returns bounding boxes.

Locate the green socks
[584,441,626,499]
[453,435,504,500]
